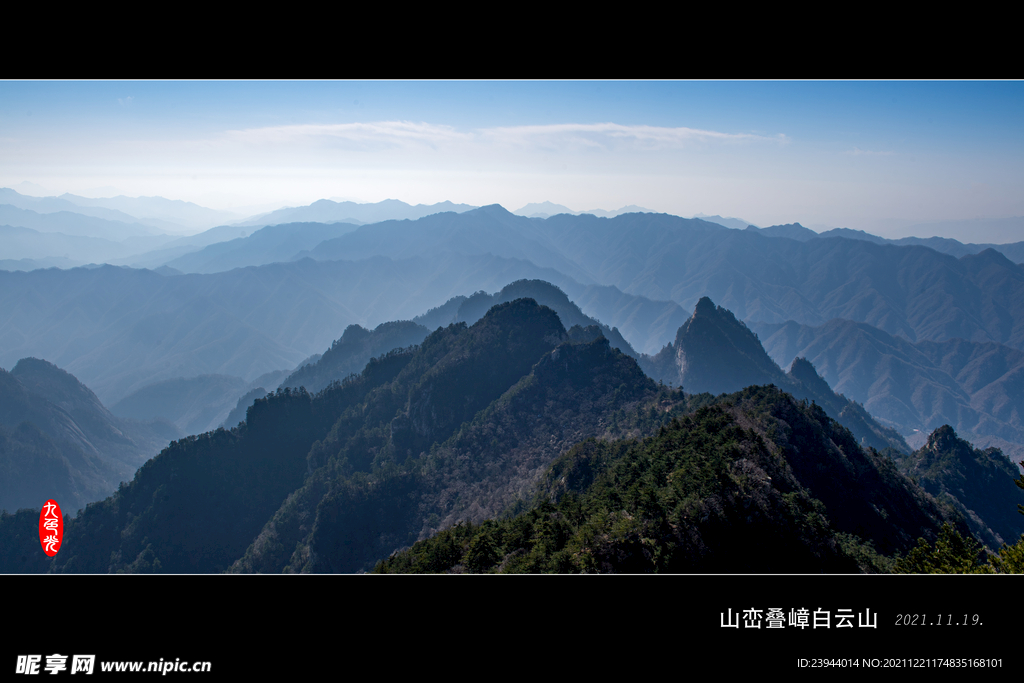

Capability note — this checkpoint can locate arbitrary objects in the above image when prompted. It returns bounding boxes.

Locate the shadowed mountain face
[639,298,908,454]
[416,280,638,359]
[893,425,1024,550]
[11,359,136,459]
[8,359,172,468]
[279,320,430,395]
[1,359,171,514]
[642,296,783,394]
[750,317,1024,460]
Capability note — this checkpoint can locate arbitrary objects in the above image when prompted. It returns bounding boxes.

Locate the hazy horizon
[3,80,1023,242]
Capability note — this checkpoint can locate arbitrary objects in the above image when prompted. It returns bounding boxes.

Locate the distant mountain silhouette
[0,204,165,243]
[236,198,477,228]
[305,205,596,285]
[745,222,818,240]
[416,279,638,359]
[1,359,171,513]
[512,201,576,218]
[164,221,361,274]
[512,202,657,219]
[751,316,1024,459]
[110,375,249,436]
[56,192,241,232]
[0,223,166,266]
[640,298,907,453]
[641,296,783,394]
[746,217,1024,264]
[11,207,1024,465]
[279,320,430,395]
[693,213,757,230]
[0,258,590,404]
[0,188,171,234]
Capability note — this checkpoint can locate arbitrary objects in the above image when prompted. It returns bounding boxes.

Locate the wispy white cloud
[481,122,788,149]
[224,121,470,148]
[846,147,893,156]
[222,120,786,154]
[118,96,134,106]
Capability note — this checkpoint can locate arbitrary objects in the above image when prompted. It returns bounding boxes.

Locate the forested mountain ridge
[374,385,955,573]
[414,279,638,359]
[34,299,583,572]
[2,298,1014,574]
[893,425,1024,550]
[258,329,662,574]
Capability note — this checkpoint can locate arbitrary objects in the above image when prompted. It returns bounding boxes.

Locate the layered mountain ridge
[639,297,908,454]
[5,296,1013,573]
[0,358,170,514]
[3,187,1024,572]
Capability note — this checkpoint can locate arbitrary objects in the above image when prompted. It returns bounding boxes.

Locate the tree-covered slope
[288,335,664,574]
[232,298,651,574]
[32,299,573,573]
[375,386,952,573]
[414,279,638,359]
[893,425,1024,550]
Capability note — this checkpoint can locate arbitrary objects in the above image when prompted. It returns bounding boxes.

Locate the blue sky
[2,81,1022,237]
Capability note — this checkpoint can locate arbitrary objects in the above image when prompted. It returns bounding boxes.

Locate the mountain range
[3,187,1024,573]
[2,293,1020,573]
[9,202,1024,460]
